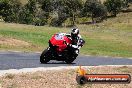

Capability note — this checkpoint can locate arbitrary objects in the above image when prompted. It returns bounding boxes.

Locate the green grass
[0,12,132,57]
[0,24,68,51]
[79,26,132,57]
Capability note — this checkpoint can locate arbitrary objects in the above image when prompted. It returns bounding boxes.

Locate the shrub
[34,18,47,26]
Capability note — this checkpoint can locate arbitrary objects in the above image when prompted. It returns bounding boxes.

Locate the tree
[40,0,53,12]
[128,0,132,3]
[63,0,83,26]
[0,0,21,23]
[50,0,69,26]
[38,0,53,19]
[37,0,54,26]
[0,0,11,19]
[83,0,107,23]
[121,0,130,9]
[19,0,37,24]
[39,0,83,26]
[104,0,122,17]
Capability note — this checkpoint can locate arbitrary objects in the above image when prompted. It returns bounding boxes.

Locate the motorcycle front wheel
[64,54,76,64]
[40,48,50,63]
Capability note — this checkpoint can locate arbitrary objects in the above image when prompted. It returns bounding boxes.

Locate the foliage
[63,0,84,26]
[0,0,131,26]
[83,0,107,22]
[19,0,37,24]
[0,0,21,23]
[39,0,53,12]
[33,18,47,26]
[39,0,84,26]
[122,0,129,9]
[49,0,69,26]
[104,0,123,17]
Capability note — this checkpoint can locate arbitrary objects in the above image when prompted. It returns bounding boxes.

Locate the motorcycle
[40,33,85,64]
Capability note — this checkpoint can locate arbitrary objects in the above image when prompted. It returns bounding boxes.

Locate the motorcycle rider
[65,28,85,55]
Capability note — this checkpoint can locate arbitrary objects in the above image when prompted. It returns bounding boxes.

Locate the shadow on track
[40,61,76,65]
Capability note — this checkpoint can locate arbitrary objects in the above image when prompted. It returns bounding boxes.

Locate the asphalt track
[0,51,132,70]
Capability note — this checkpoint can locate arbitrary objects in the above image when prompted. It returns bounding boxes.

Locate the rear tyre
[40,48,50,63]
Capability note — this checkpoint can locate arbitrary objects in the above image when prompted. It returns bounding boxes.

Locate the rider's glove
[64,40,72,47]
[64,40,71,46]
[66,43,71,46]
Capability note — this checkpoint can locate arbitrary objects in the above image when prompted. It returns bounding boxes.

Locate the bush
[34,18,47,26]
[50,17,62,27]
[0,0,21,23]
[83,0,107,22]
[104,0,123,17]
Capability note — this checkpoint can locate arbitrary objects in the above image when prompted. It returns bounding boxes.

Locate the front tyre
[65,57,76,64]
[40,48,50,63]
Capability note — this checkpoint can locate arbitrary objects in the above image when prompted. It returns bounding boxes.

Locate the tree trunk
[112,11,117,17]
[91,13,95,24]
[72,13,75,26]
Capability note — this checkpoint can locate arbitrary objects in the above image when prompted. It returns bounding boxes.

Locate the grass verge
[0,12,132,57]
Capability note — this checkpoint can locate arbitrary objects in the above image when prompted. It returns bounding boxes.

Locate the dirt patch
[0,66,132,88]
[0,37,30,47]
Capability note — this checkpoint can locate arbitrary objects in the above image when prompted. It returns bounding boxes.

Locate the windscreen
[54,33,65,40]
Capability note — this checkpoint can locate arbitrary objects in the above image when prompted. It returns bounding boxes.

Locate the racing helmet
[71,28,79,39]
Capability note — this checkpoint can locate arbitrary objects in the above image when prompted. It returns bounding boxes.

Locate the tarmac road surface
[0,51,132,70]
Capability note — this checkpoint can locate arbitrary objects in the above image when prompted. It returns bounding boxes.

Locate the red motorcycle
[40,33,84,64]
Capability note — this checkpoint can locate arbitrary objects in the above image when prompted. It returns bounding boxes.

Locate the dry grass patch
[0,66,132,88]
[4,74,15,79]
[115,66,132,74]
[0,37,30,47]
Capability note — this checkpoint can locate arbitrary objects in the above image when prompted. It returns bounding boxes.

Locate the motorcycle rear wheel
[40,48,50,63]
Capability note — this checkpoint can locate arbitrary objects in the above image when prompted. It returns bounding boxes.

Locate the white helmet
[71,28,79,39]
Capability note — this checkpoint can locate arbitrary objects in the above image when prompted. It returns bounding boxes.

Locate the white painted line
[0,66,77,76]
